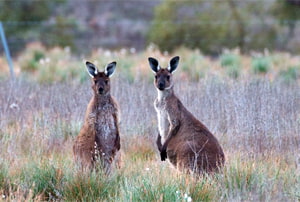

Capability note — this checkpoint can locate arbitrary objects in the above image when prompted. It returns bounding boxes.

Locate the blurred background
[1,0,300,55]
[0,0,300,83]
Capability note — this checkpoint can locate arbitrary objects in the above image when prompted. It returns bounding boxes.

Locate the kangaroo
[73,61,120,172]
[148,56,225,173]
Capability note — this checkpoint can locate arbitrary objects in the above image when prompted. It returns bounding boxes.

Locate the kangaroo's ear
[86,61,98,78]
[168,56,180,73]
[148,57,160,73]
[104,61,117,77]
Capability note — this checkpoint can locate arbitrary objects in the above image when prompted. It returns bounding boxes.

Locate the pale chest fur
[154,98,170,142]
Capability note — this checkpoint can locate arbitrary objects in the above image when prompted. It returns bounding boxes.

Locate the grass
[0,46,299,201]
[0,76,299,201]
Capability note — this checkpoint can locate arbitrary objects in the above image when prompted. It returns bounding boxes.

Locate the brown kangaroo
[148,56,225,173]
[73,61,120,172]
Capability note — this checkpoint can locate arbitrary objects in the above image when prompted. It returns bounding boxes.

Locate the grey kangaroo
[148,56,225,173]
[73,61,120,172]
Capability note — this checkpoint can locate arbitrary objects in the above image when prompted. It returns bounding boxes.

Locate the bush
[148,1,286,54]
[278,66,299,83]
[220,53,241,79]
[19,43,46,72]
[251,57,271,74]
[147,1,234,54]
[220,53,241,67]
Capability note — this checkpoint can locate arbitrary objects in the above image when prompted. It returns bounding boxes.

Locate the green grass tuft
[252,57,271,74]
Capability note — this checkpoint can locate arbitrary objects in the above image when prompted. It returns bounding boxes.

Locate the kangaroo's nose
[158,82,165,90]
[99,87,104,94]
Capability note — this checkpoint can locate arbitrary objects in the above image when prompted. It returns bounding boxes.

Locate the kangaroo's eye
[105,80,109,84]
[155,75,158,79]
[166,76,170,80]
[94,80,97,84]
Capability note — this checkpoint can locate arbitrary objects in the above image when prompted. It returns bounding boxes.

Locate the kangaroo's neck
[157,86,174,101]
[94,94,111,106]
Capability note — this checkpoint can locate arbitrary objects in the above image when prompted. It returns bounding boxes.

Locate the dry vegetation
[0,44,299,201]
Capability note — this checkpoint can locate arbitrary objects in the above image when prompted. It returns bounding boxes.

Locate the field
[0,44,300,201]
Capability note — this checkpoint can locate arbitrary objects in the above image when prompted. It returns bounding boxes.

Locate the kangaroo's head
[86,61,116,96]
[148,56,179,91]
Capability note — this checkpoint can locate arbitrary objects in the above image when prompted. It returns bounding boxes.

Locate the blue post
[0,21,15,79]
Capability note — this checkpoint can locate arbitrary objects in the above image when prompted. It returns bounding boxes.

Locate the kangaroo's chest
[89,104,117,141]
[154,99,170,141]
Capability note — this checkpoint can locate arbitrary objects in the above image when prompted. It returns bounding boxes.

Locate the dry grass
[0,74,299,200]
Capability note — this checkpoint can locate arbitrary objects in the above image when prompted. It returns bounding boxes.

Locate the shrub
[278,66,299,83]
[251,57,271,74]
[147,1,234,54]
[19,43,46,72]
[220,53,241,79]
[220,53,240,67]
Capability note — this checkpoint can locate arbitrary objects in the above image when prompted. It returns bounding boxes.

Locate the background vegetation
[1,0,300,54]
[149,0,300,54]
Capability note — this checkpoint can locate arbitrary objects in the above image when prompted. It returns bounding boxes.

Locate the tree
[148,0,280,54]
[0,0,68,53]
[272,0,300,39]
[148,0,233,54]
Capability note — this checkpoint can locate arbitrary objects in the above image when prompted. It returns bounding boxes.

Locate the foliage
[148,0,283,54]
[272,0,300,50]
[0,0,80,53]
[278,66,300,83]
[41,16,78,50]
[1,1,300,54]
[272,0,300,23]
[0,1,59,52]
[220,53,241,67]
[251,57,272,74]
[3,45,299,84]
[148,1,234,54]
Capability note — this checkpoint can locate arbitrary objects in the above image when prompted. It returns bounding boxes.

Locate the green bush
[147,1,234,54]
[251,57,271,74]
[278,66,299,83]
[220,53,241,79]
[220,53,240,67]
[22,50,45,72]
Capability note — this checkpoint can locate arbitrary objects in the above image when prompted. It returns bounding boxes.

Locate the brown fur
[73,62,120,172]
[149,56,225,173]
